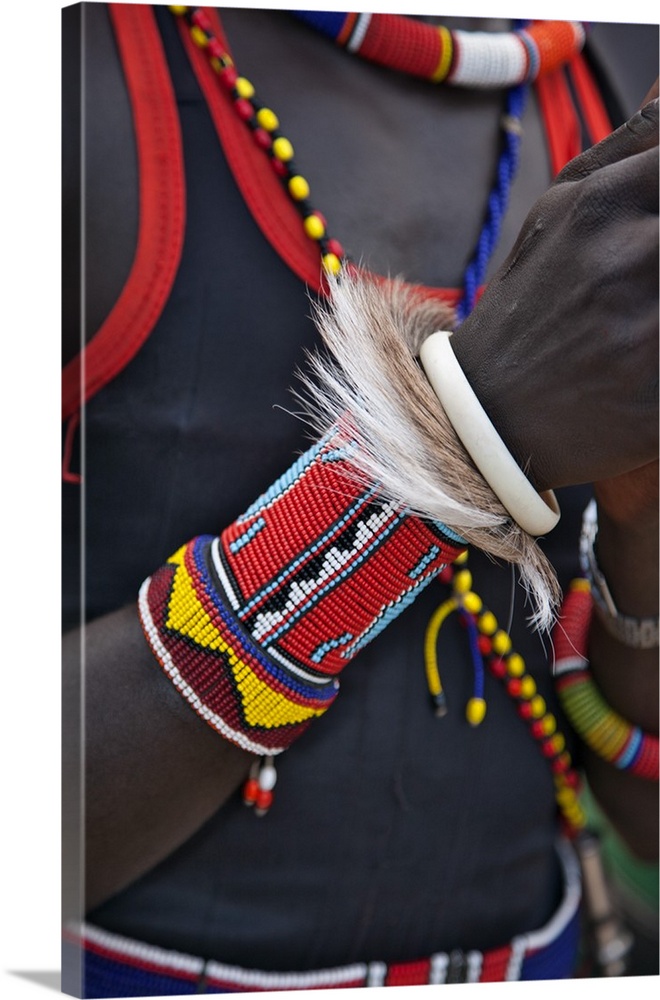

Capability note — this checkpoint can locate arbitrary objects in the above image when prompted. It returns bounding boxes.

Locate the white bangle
[419,331,560,536]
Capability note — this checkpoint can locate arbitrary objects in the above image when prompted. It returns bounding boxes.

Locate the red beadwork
[235,98,254,121]
[255,788,274,812]
[242,777,259,805]
[518,702,533,720]
[438,566,454,585]
[253,128,272,150]
[551,754,571,775]
[220,66,238,90]
[507,678,522,698]
[326,238,345,259]
[207,36,225,61]
[489,656,507,679]
[191,8,213,34]
[477,634,492,654]
[271,158,289,178]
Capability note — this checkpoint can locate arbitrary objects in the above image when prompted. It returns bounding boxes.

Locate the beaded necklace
[289,11,586,89]
[167,4,587,832]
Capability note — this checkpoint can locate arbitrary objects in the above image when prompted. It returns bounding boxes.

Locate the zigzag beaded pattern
[140,428,463,753]
[554,582,659,781]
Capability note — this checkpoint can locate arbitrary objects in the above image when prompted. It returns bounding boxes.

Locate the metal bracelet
[579,499,659,650]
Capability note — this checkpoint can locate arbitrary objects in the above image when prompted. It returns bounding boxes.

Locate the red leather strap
[535,67,583,177]
[568,51,613,145]
[61,4,186,423]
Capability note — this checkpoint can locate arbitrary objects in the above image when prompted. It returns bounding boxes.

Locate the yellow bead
[288,175,310,201]
[541,713,557,736]
[210,56,223,73]
[256,107,279,132]
[492,630,512,655]
[465,697,487,726]
[506,653,525,677]
[530,695,546,719]
[322,252,342,276]
[273,136,294,161]
[454,550,469,565]
[169,6,189,14]
[478,611,497,635]
[551,733,566,754]
[453,569,472,594]
[519,675,536,699]
[555,787,576,805]
[304,214,325,240]
[462,591,482,614]
[235,76,255,99]
[570,578,591,594]
[190,24,208,47]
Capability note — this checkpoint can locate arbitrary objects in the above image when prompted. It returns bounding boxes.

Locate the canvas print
[62,4,659,997]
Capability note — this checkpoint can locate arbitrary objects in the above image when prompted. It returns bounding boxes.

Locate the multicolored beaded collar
[290,11,586,89]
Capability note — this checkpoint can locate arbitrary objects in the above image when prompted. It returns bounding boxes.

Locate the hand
[451,98,658,493]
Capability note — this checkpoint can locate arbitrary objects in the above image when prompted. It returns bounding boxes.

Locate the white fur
[297,272,560,630]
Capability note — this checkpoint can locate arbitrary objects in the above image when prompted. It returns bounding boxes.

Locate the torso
[62,5,658,969]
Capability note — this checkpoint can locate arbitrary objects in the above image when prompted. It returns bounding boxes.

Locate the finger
[556,97,658,183]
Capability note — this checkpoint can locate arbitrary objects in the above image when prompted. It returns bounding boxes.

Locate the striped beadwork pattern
[291,12,585,88]
[554,581,659,781]
[68,845,581,994]
[139,428,464,754]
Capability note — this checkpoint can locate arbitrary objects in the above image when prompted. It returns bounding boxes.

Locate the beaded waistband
[66,841,581,995]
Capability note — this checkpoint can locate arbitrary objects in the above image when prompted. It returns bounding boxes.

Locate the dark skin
[63,10,659,913]
[453,89,659,860]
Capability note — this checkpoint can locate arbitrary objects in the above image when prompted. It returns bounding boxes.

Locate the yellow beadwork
[304,214,326,239]
[492,629,512,655]
[453,569,472,594]
[454,550,469,566]
[165,545,324,729]
[322,253,342,276]
[541,713,557,736]
[519,675,536,699]
[466,696,487,726]
[462,591,482,614]
[478,610,497,635]
[256,107,279,132]
[191,24,208,47]
[430,24,453,83]
[273,136,294,161]
[530,695,546,718]
[506,652,525,677]
[289,175,311,200]
[236,76,255,99]
[169,5,189,14]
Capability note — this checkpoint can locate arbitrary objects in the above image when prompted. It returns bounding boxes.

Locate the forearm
[581,496,659,861]
[63,605,253,913]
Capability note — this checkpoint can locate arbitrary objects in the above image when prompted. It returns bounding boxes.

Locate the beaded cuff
[139,429,464,754]
[554,581,659,781]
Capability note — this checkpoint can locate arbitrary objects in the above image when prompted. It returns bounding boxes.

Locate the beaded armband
[553,581,659,781]
[139,429,464,754]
